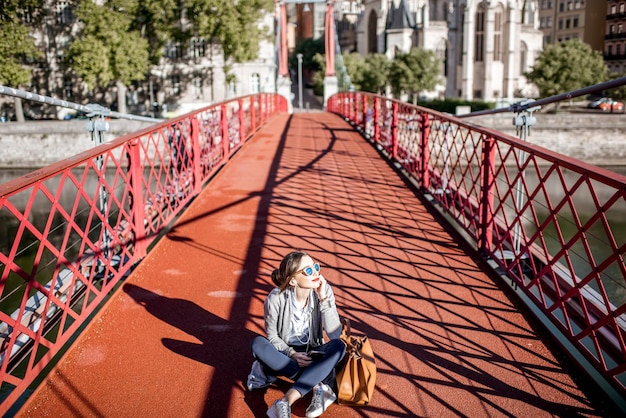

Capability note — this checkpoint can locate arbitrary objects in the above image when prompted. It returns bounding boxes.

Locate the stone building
[605,0,626,75]
[538,0,606,50]
[349,0,543,101]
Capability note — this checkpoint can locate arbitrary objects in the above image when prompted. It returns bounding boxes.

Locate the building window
[567,0,572,11]
[56,1,72,25]
[559,1,564,12]
[618,44,622,56]
[494,9,503,62]
[171,75,180,96]
[250,73,260,94]
[63,77,73,99]
[608,45,613,56]
[573,17,578,28]
[167,41,184,59]
[621,4,625,13]
[611,5,617,14]
[566,18,570,29]
[475,7,485,62]
[543,35,551,46]
[193,77,203,99]
[547,16,552,28]
[620,24,624,34]
[558,19,563,30]
[190,38,206,58]
[20,6,34,24]
[610,24,615,34]
[520,42,528,75]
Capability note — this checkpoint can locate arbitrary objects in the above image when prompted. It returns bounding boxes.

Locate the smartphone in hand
[307,350,325,359]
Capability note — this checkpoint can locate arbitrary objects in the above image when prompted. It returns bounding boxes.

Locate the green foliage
[290,38,325,72]
[388,58,412,97]
[132,0,180,64]
[340,52,366,90]
[113,33,150,86]
[0,0,44,86]
[312,51,391,96]
[525,39,608,98]
[68,0,149,90]
[67,35,112,87]
[187,0,274,63]
[312,53,326,97]
[389,48,441,101]
[361,53,390,94]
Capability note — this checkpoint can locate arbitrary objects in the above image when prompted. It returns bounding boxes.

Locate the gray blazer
[264,283,342,357]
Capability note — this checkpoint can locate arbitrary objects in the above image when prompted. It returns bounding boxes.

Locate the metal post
[86,110,111,266]
[297,53,303,111]
[512,103,539,255]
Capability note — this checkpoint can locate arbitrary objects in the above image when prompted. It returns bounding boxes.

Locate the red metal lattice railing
[328,92,626,400]
[0,93,287,413]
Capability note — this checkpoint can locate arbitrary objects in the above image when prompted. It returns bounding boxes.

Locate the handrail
[459,76,626,117]
[0,85,163,123]
[0,90,287,414]
[328,90,626,411]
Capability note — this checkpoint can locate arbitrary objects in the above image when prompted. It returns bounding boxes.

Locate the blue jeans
[250,336,346,396]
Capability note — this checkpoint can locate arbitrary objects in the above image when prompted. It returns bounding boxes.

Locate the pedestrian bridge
[1,93,625,416]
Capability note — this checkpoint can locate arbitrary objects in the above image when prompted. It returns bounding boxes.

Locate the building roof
[386,0,415,30]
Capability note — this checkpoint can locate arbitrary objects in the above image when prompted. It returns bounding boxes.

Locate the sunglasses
[294,263,320,277]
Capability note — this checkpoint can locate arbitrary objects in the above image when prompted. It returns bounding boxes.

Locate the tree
[525,39,608,100]
[389,48,441,103]
[361,53,390,94]
[340,52,366,91]
[0,0,44,122]
[132,0,180,65]
[289,37,325,76]
[67,0,150,114]
[186,0,274,62]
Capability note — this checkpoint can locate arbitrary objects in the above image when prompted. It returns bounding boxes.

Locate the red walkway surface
[18,113,610,417]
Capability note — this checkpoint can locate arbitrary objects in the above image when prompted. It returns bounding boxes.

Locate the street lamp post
[297,53,303,111]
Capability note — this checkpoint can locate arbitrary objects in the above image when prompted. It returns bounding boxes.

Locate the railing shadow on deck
[0,90,287,414]
[328,86,626,413]
[116,112,605,416]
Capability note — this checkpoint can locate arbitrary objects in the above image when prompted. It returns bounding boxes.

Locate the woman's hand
[315,274,328,301]
[291,352,313,367]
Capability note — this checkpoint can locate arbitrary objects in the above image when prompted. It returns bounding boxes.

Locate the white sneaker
[305,383,336,417]
[267,399,291,418]
[246,360,277,391]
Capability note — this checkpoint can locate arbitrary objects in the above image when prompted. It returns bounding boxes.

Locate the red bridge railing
[328,92,626,401]
[0,93,287,413]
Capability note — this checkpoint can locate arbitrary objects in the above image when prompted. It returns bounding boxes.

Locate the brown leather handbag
[336,318,376,405]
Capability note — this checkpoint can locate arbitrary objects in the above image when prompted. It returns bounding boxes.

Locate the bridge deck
[19,113,604,417]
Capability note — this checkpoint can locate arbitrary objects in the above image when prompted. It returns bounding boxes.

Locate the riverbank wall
[1,112,625,168]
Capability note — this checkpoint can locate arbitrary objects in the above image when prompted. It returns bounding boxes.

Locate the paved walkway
[19,113,608,417]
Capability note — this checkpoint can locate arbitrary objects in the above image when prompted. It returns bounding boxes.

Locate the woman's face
[292,255,321,289]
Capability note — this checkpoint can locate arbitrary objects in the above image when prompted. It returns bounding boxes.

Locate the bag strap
[342,318,352,338]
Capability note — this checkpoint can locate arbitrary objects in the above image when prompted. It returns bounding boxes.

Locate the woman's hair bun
[271,269,283,287]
